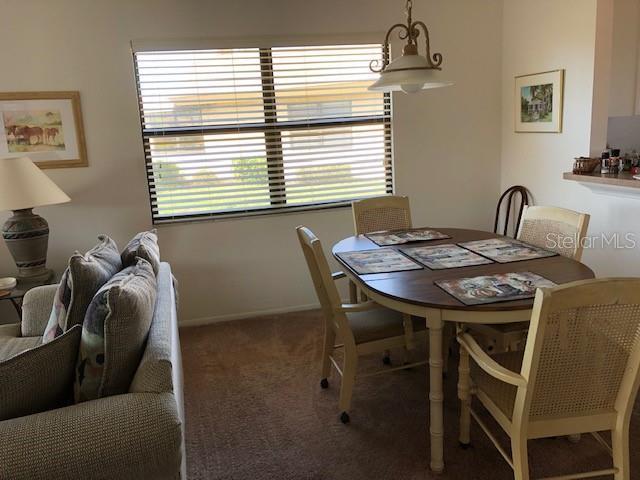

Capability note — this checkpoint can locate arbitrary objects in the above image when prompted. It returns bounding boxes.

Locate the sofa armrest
[0,392,183,480]
[21,284,58,337]
[0,323,20,337]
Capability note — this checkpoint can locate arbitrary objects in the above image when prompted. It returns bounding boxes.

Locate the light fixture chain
[406,0,414,41]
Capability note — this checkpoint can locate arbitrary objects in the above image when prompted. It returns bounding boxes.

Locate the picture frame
[514,70,564,133]
[0,91,88,168]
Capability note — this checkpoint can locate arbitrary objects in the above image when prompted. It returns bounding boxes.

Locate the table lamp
[0,157,70,283]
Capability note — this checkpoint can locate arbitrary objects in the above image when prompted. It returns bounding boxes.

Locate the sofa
[0,262,186,480]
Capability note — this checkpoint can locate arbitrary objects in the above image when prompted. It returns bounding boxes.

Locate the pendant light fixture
[369,0,453,93]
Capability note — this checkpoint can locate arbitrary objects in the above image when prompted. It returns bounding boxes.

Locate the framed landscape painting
[0,91,88,168]
[515,70,564,133]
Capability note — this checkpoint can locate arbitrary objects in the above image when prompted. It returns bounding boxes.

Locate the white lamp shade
[369,53,454,93]
[0,157,70,211]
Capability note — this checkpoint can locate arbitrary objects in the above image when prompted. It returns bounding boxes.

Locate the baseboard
[179,302,321,328]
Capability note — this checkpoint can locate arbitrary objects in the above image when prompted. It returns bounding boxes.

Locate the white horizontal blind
[134,44,392,223]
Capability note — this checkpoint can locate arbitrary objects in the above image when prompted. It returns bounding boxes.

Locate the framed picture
[515,70,564,133]
[0,91,88,168]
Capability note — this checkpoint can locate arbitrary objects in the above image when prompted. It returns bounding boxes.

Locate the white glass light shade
[0,157,70,211]
[369,53,453,93]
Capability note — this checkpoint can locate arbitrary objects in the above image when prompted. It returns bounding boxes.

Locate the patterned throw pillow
[43,236,122,343]
[75,257,157,402]
[0,325,82,421]
[121,229,160,275]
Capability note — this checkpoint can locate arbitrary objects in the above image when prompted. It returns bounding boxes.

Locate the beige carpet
[180,310,639,479]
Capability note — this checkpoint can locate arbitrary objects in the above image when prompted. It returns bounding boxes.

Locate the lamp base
[1,208,52,283]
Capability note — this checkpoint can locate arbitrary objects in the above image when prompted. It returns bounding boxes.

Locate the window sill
[152,200,354,226]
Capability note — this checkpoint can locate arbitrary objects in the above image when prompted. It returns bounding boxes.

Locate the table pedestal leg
[427,311,445,473]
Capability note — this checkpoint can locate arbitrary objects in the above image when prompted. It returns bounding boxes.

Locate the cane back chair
[352,195,412,236]
[350,195,416,364]
[351,195,412,304]
[457,278,640,479]
[296,226,427,424]
[472,205,591,354]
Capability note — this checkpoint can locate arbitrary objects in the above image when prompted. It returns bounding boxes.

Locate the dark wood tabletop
[332,228,595,312]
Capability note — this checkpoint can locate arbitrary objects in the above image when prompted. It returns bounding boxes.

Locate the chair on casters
[494,186,530,238]
[352,195,413,237]
[351,195,412,302]
[470,205,591,354]
[457,278,640,480]
[296,226,427,424]
[351,195,414,365]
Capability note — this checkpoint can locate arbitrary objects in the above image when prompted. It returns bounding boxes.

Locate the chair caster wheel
[320,378,329,389]
[382,355,391,365]
[340,412,350,424]
[459,441,471,450]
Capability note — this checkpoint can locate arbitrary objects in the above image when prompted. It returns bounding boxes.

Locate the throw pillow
[121,229,160,275]
[0,325,82,421]
[75,257,157,402]
[43,235,122,343]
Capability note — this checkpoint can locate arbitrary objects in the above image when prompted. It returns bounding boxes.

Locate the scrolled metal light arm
[412,20,443,69]
[370,0,444,73]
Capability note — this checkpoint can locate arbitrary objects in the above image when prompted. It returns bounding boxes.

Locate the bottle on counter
[631,150,640,175]
[601,151,610,174]
[623,151,632,172]
[610,148,621,174]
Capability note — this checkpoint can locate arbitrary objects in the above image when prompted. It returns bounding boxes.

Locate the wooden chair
[351,195,414,364]
[296,226,427,424]
[517,205,590,262]
[352,195,412,236]
[494,186,530,238]
[351,195,412,306]
[457,278,640,479]
[472,205,591,354]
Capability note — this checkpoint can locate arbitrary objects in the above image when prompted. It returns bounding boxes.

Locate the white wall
[501,0,640,277]
[609,0,640,117]
[0,0,503,323]
[606,0,640,149]
[608,115,640,151]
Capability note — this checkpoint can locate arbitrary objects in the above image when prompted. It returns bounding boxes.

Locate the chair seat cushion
[468,321,529,353]
[0,336,42,361]
[472,350,523,420]
[487,322,530,334]
[347,308,425,345]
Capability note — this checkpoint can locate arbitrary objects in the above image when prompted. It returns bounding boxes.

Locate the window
[134,43,392,223]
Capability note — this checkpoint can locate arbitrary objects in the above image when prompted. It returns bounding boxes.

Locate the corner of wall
[590,0,615,156]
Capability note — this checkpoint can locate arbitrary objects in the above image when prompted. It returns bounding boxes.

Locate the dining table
[332,227,595,473]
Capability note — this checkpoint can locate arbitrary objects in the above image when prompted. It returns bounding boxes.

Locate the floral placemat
[435,271,556,306]
[458,238,557,263]
[365,228,450,246]
[400,244,493,270]
[336,248,423,275]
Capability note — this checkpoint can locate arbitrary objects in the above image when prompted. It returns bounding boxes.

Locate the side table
[0,272,56,320]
